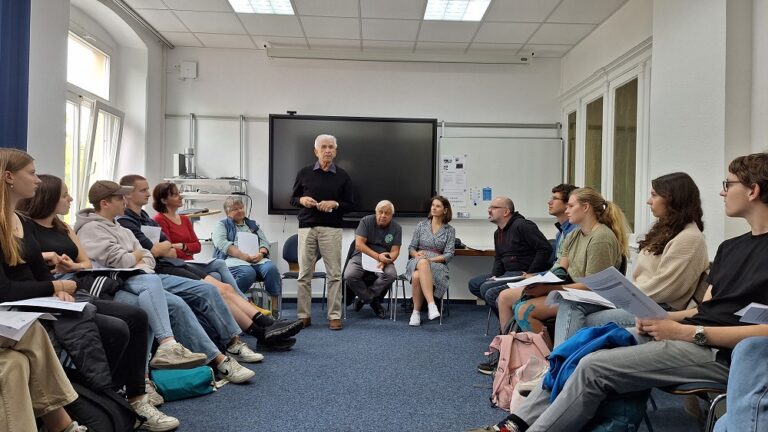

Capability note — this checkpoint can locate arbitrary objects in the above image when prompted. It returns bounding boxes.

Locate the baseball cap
[88,180,133,205]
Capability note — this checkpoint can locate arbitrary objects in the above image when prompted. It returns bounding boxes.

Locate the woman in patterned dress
[406,196,456,326]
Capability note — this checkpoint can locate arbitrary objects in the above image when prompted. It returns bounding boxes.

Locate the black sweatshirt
[290,163,355,228]
[492,212,553,276]
[0,216,56,302]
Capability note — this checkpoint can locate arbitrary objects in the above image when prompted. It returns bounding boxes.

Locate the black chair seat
[662,382,726,395]
[282,271,327,280]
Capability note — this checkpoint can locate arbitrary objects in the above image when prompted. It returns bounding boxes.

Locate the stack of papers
[140,225,162,244]
[185,258,217,265]
[506,272,565,289]
[546,288,616,309]
[735,303,768,324]
[578,267,668,319]
[0,297,89,312]
[0,311,55,341]
[361,254,383,274]
[236,232,261,256]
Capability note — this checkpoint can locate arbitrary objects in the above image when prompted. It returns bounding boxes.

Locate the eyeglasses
[549,197,564,202]
[722,180,740,192]
[488,206,506,210]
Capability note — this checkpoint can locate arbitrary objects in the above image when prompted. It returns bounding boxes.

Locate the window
[567,111,576,185]
[67,33,110,100]
[612,78,638,232]
[65,32,123,215]
[585,97,603,191]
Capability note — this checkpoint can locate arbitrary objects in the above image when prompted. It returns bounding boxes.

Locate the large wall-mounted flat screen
[269,115,437,218]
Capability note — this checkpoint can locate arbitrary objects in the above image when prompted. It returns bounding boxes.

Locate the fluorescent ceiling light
[424,0,491,21]
[228,0,295,14]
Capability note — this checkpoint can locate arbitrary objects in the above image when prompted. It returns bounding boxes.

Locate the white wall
[559,0,652,93]
[753,0,768,152]
[27,0,69,177]
[161,48,563,299]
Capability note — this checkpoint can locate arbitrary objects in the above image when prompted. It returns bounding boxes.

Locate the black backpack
[64,370,140,432]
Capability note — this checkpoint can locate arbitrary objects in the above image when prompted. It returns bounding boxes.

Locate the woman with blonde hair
[496,187,630,334]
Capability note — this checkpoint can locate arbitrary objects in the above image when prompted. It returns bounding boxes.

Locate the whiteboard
[439,137,563,220]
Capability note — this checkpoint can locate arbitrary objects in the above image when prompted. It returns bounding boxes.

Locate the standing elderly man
[467,196,552,318]
[344,200,401,319]
[290,134,355,330]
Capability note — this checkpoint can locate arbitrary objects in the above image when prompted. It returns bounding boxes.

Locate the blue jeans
[230,261,282,297]
[468,271,523,309]
[714,337,768,432]
[117,274,175,342]
[191,259,248,300]
[553,299,637,347]
[157,274,241,346]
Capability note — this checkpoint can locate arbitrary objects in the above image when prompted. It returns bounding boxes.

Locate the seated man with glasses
[467,195,553,325]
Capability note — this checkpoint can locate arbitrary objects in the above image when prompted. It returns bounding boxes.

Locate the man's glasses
[722,180,740,192]
[488,206,506,210]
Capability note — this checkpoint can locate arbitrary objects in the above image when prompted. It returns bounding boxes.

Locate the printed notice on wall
[440,154,467,208]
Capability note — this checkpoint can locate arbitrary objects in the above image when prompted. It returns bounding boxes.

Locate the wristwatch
[693,325,708,345]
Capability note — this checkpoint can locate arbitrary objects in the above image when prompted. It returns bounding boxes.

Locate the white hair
[375,200,395,214]
[314,134,338,150]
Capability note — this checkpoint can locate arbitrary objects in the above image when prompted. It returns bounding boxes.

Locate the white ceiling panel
[294,0,359,18]
[528,23,595,44]
[418,21,479,43]
[125,0,166,9]
[484,0,560,22]
[254,36,308,49]
[175,11,245,34]
[361,0,426,19]
[362,19,420,41]
[363,40,415,51]
[196,33,256,48]
[239,14,304,37]
[473,22,538,44]
[415,41,468,52]
[308,38,362,49]
[162,0,232,12]
[300,16,360,39]
[548,0,627,24]
[467,42,523,53]
[161,31,203,47]
[138,9,188,32]
[521,43,572,57]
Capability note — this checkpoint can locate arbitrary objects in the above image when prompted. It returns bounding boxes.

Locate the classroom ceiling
[123,0,628,61]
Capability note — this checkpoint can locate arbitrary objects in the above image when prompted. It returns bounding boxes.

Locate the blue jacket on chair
[543,322,636,400]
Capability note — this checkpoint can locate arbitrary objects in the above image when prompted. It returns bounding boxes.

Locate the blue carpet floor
[160,303,709,431]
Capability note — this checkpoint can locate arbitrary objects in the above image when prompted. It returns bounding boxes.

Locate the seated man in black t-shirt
[467,152,768,432]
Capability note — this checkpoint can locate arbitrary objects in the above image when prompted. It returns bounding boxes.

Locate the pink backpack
[488,331,551,411]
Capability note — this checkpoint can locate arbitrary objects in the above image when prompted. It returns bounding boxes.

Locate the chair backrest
[688,263,712,308]
[281,233,323,272]
[619,255,628,275]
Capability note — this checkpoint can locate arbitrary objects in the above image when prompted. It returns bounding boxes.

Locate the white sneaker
[149,342,207,369]
[131,395,180,432]
[226,340,264,363]
[427,303,441,320]
[409,311,421,326]
[145,378,164,406]
[217,356,255,384]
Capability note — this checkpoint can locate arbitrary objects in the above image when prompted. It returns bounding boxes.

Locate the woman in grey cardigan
[405,196,455,326]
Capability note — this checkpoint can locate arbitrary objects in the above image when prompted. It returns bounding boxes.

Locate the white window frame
[79,100,125,208]
[559,38,652,238]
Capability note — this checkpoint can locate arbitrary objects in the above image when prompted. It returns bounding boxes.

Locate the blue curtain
[0,0,31,150]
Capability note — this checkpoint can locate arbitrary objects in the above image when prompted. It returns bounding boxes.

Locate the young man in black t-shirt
[468,152,768,432]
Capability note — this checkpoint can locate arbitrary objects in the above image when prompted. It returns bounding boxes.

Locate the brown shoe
[300,317,312,328]
[328,319,343,330]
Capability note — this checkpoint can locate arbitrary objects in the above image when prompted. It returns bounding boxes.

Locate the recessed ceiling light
[424,0,491,21]
[228,0,295,15]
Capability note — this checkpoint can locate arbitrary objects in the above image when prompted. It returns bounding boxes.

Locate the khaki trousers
[297,226,342,320]
[0,321,78,432]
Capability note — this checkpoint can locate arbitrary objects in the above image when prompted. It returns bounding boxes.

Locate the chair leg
[439,296,444,325]
[704,393,727,432]
[342,280,346,320]
[322,277,327,310]
[485,307,492,336]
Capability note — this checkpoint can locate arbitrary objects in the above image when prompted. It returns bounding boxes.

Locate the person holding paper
[554,173,709,346]
[290,134,355,330]
[467,196,553,319]
[0,320,88,432]
[343,200,402,319]
[0,150,182,430]
[496,187,629,334]
[117,176,299,351]
[406,196,456,326]
[467,152,768,432]
[211,196,283,316]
